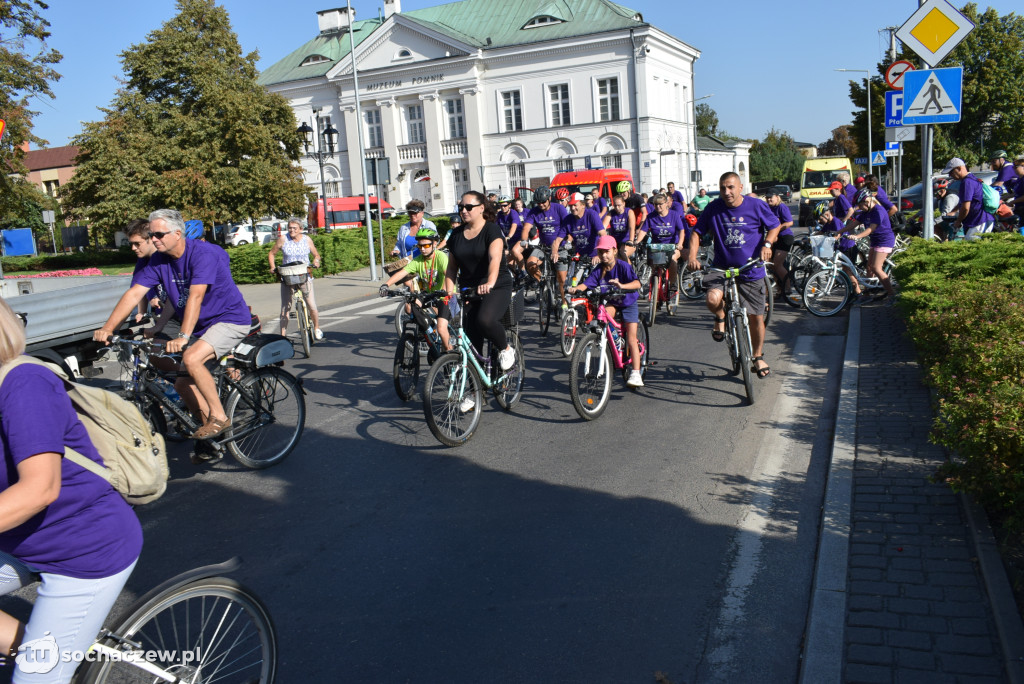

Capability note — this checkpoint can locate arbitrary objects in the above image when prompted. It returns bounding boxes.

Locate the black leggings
[463,286,510,354]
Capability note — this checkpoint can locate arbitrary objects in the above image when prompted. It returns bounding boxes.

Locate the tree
[749,128,805,184]
[0,0,62,219]
[61,0,309,241]
[845,3,1024,186]
[695,102,719,137]
[818,126,858,158]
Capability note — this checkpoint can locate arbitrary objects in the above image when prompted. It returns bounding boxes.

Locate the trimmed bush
[896,233,1024,529]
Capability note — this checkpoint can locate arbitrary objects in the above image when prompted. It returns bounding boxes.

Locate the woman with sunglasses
[444,192,517,374]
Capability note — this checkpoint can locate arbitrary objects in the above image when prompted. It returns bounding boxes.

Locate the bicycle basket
[278,262,308,286]
[501,288,525,328]
[809,235,834,259]
[648,243,674,266]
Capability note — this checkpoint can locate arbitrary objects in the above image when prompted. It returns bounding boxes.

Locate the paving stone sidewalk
[844,305,1006,683]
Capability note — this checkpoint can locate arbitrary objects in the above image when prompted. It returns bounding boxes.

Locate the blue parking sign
[885,91,903,128]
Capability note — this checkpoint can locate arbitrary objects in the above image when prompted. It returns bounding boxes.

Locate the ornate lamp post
[297,112,339,229]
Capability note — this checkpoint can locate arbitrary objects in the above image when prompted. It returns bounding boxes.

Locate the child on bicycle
[813,201,866,301]
[568,235,644,388]
[380,229,452,350]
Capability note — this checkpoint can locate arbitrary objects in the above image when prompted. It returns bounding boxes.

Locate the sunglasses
[457,203,480,212]
[150,231,174,239]
[128,240,146,248]
[417,243,435,249]
[500,203,510,207]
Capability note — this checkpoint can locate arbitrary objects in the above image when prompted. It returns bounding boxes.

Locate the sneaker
[314,328,324,340]
[626,370,645,388]
[459,396,476,413]
[498,346,516,371]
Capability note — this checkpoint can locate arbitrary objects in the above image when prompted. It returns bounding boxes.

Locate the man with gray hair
[95,209,253,443]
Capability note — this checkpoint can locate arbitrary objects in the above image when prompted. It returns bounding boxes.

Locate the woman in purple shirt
[636,193,687,289]
[846,190,896,303]
[865,175,898,217]
[0,298,143,684]
[603,194,637,261]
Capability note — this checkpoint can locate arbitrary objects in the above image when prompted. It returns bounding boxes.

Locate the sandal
[752,355,771,379]
[711,316,726,342]
[192,416,229,440]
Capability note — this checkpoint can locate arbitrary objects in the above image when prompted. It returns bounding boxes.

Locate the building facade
[695,135,752,194]
[21,145,79,200]
[259,0,704,214]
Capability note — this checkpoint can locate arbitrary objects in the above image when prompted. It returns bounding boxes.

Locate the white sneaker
[626,370,645,388]
[498,346,516,371]
[459,397,475,413]
[314,328,324,340]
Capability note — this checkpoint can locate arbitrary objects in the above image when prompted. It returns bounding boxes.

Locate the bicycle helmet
[854,188,872,204]
[684,212,698,227]
[813,200,830,218]
[183,219,204,240]
[533,186,551,204]
[416,228,440,242]
[554,187,570,201]
[933,178,949,189]
[497,194,512,203]
[615,180,632,194]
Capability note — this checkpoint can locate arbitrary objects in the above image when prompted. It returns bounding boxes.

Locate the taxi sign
[896,0,974,66]
[885,60,915,90]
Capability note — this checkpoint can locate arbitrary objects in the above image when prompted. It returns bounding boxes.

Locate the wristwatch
[177,333,188,339]
[764,241,774,248]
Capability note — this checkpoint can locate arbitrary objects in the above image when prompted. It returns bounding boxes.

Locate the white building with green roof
[259,0,741,213]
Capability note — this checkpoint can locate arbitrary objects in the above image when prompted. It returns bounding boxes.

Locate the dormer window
[522,15,563,29]
[300,54,330,66]
[393,48,413,61]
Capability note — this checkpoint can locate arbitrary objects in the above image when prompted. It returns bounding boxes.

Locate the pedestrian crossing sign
[871,152,886,167]
[901,67,962,125]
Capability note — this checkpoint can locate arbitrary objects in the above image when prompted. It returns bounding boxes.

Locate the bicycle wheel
[393,331,420,401]
[393,301,409,338]
[789,254,819,294]
[738,315,756,405]
[649,273,660,326]
[634,256,651,295]
[423,353,483,447]
[538,281,552,336]
[665,272,677,316]
[224,367,306,468]
[681,269,705,300]
[494,330,524,410]
[559,307,580,357]
[569,333,612,420]
[297,300,312,358]
[621,316,651,387]
[725,310,742,376]
[803,270,852,317]
[81,576,276,684]
[763,272,774,327]
[780,272,804,309]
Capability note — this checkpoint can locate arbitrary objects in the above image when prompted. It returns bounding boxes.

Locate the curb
[798,306,859,684]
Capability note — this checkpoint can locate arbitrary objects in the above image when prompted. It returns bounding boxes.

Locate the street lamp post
[836,69,872,180]
[297,110,339,230]
[691,93,714,197]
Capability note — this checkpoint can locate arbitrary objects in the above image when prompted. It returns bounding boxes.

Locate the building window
[597,78,620,122]
[325,181,340,195]
[407,105,425,144]
[394,48,412,61]
[42,180,60,197]
[501,90,523,132]
[554,158,573,173]
[602,154,622,169]
[522,15,563,29]
[507,162,526,189]
[300,54,330,66]
[451,167,469,197]
[445,99,465,139]
[548,84,570,127]
[365,109,383,148]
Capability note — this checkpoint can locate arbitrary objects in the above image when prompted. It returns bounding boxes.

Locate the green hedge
[895,233,1024,529]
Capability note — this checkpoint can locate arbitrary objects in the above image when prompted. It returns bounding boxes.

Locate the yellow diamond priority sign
[896,0,975,67]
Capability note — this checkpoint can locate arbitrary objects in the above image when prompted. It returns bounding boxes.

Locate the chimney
[384,0,401,18]
[317,7,355,34]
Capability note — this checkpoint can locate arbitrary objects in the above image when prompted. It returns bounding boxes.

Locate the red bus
[309,196,395,231]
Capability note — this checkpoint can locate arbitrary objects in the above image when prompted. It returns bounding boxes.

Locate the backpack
[981,182,1000,214]
[0,356,168,505]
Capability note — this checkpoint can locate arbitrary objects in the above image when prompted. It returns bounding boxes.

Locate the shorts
[528,247,568,272]
[200,321,252,358]
[872,245,893,254]
[704,272,766,316]
[776,233,794,252]
[280,277,317,315]
[618,300,640,324]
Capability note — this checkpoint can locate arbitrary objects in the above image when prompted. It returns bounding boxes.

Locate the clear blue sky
[30,0,1021,150]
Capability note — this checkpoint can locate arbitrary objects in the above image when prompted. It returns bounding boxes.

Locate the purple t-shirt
[644,211,685,244]
[606,210,631,244]
[844,184,858,205]
[769,203,794,237]
[670,190,686,207]
[593,196,608,214]
[832,193,853,221]
[581,260,640,308]
[959,173,995,228]
[874,187,895,212]
[131,255,163,304]
[563,211,604,256]
[825,216,856,250]
[524,204,569,247]
[995,163,1016,189]
[496,209,521,241]
[695,197,780,281]
[134,240,251,335]
[861,204,895,248]
[0,364,142,578]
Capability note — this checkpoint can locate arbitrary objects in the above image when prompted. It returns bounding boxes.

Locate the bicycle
[12,556,276,683]
[533,245,562,336]
[110,335,305,469]
[680,243,714,300]
[646,242,679,325]
[385,288,449,401]
[706,258,767,406]
[556,254,596,356]
[421,290,525,447]
[278,261,315,358]
[568,285,650,420]
[800,235,897,316]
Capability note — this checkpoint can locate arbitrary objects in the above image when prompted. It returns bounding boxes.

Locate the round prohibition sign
[885,60,916,90]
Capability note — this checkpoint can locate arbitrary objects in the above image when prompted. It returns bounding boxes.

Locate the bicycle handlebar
[705,257,768,278]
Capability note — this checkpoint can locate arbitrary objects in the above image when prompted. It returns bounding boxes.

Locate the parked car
[898,170,998,218]
[227,221,282,246]
[774,185,793,202]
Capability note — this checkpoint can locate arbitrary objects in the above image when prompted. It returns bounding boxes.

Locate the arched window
[522,15,563,29]
[300,54,330,67]
[393,48,412,61]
